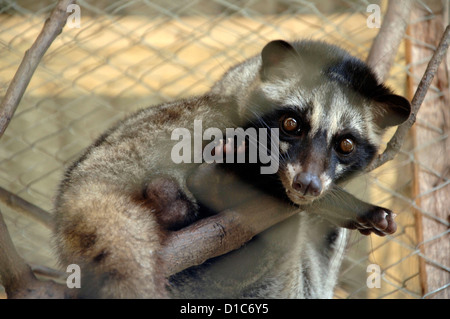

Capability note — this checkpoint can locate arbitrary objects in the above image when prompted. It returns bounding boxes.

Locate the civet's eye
[338,138,355,154]
[281,116,299,133]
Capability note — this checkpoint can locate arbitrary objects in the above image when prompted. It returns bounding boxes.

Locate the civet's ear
[260,40,296,80]
[373,94,411,128]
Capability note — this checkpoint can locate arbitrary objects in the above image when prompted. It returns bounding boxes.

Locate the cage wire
[0,0,448,299]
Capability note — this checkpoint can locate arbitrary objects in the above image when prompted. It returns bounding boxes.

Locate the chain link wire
[0,0,448,298]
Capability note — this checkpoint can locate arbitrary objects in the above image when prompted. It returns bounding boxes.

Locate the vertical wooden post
[406,0,450,299]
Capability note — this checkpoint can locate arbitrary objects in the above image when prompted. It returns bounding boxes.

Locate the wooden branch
[407,27,428,297]
[0,187,54,230]
[408,2,449,298]
[161,166,300,275]
[0,0,75,298]
[366,0,412,82]
[0,208,35,296]
[30,264,67,282]
[0,209,68,298]
[162,200,299,276]
[0,0,76,138]
[367,25,450,172]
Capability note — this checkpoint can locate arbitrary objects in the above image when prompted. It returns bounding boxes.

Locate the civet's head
[243,40,411,205]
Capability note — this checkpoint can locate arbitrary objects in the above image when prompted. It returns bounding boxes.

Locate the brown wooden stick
[0,209,68,298]
[407,3,449,298]
[0,187,54,230]
[405,23,428,297]
[0,0,75,298]
[30,264,67,282]
[161,191,299,276]
[0,0,76,138]
[366,0,412,82]
[0,209,36,296]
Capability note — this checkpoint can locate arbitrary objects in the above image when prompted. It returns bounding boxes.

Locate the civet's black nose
[292,172,322,196]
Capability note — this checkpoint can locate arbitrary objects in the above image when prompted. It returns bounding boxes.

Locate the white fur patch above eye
[309,103,323,136]
[280,141,290,154]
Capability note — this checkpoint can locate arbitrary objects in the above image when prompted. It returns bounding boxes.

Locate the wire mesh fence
[0,0,448,298]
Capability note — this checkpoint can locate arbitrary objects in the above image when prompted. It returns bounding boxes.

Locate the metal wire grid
[0,0,448,298]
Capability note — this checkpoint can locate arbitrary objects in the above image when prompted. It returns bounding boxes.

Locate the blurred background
[0,0,448,298]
